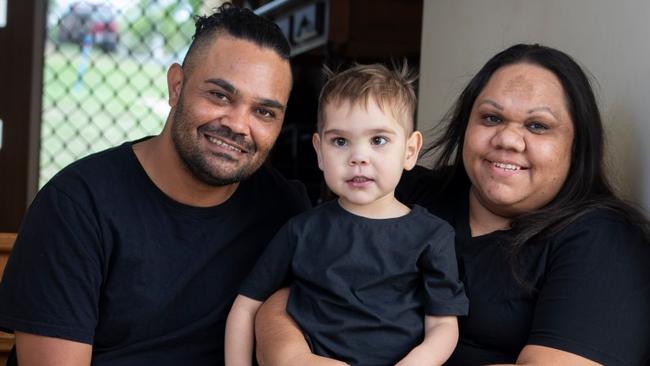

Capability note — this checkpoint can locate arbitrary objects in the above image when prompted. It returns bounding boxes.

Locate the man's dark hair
[425,44,649,278]
[181,2,290,73]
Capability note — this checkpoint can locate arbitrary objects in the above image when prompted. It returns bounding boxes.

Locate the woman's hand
[254,288,349,366]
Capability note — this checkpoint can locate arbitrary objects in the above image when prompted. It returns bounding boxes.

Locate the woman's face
[462,63,574,217]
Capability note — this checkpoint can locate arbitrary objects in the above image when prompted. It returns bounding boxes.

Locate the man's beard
[170,95,268,186]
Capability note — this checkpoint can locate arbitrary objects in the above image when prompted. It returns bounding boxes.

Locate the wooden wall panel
[0,0,46,232]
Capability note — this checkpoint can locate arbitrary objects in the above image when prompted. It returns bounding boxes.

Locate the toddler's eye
[371,136,388,145]
[331,137,347,147]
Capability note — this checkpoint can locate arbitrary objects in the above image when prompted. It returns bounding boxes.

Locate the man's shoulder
[244,164,310,209]
[49,141,134,185]
[40,141,141,206]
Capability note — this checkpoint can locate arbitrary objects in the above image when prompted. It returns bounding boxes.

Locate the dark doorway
[259,0,424,204]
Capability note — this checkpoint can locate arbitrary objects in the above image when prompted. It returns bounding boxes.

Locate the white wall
[418,0,650,212]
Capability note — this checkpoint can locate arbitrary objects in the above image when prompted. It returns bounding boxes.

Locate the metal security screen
[40,0,225,186]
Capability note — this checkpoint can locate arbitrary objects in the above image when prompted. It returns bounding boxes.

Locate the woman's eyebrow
[478,99,503,110]
[528,106,559,119]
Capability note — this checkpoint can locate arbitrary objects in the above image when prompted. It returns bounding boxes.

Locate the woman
[254,44,650,365]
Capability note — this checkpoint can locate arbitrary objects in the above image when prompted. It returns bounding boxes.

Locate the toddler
[225,63,468,365]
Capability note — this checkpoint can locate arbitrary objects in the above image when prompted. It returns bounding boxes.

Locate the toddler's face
[313,98,421,216]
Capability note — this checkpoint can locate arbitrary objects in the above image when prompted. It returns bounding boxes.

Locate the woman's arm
[254,288,348,366]
[489,345,600,366]
[495,214,649,366]
[395,315,458,366]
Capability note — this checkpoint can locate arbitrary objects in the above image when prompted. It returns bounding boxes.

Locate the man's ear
[312,132,324,171]
[167,63,184,108]
[404,130,422,171]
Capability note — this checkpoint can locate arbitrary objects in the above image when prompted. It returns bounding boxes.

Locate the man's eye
[331,137,347,147]
[527,121,548,133]
[211,92,230,103]
[371,136,388,145]
[256,108,275,119]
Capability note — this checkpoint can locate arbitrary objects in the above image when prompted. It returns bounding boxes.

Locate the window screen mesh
[40,0,227,186]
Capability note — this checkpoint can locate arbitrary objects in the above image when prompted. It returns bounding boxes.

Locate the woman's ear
[167,63,184,108]
[404,130,423,170]
[312,132,325,171]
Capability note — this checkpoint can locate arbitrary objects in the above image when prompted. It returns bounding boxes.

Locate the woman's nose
[491,123,525,152]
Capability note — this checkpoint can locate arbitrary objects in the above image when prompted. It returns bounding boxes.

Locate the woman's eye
[483,115,501,125]
[527,121,548,133]
[331,137,347,147]
[371,136,388,145]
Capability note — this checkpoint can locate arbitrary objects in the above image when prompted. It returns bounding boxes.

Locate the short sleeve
[0,184,104,344]
[528,215,650,365]
[418,225,469,316]
[238,220,296,301]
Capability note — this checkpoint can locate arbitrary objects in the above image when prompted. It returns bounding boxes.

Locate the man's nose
[219,105,250,135]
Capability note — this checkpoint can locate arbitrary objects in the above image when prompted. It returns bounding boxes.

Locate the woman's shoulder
[397,165,462,199]
[397,165,469,219]
[558,207,644,236]
[550,207,649,260]
[529,207,650,366]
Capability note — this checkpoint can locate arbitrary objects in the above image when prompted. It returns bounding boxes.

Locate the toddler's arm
[395,315,459,366]
[225,295,263,366]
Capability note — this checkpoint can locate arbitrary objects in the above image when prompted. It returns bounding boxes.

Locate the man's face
[169,35,292,186]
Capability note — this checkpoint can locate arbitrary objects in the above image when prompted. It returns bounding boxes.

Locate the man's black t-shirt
[241,200,468,365]
[0,139,310,365]
[397,166,650,366]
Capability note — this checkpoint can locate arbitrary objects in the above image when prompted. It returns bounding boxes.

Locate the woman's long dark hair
[424,44,649,265]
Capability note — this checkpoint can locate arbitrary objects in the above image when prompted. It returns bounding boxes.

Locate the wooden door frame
[0,0,46,231]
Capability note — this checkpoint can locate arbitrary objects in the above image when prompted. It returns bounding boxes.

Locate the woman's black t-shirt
[396,166,650,366]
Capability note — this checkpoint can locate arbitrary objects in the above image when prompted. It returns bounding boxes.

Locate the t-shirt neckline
[122,137,245,217]
[329,199,422,225]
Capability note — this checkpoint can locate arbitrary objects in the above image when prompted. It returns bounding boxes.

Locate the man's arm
[15,332,92,366]
[396,315,458,366]
[254,288,347,366]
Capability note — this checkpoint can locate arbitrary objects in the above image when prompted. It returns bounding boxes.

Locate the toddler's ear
[404,131,422,170]
[312,133,325,171]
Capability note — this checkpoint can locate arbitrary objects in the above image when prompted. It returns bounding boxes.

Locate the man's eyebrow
[205,78,285,111]
[258,98,285,112]
[206,78,236,94]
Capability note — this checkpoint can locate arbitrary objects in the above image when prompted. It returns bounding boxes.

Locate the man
[0,4,309,365]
